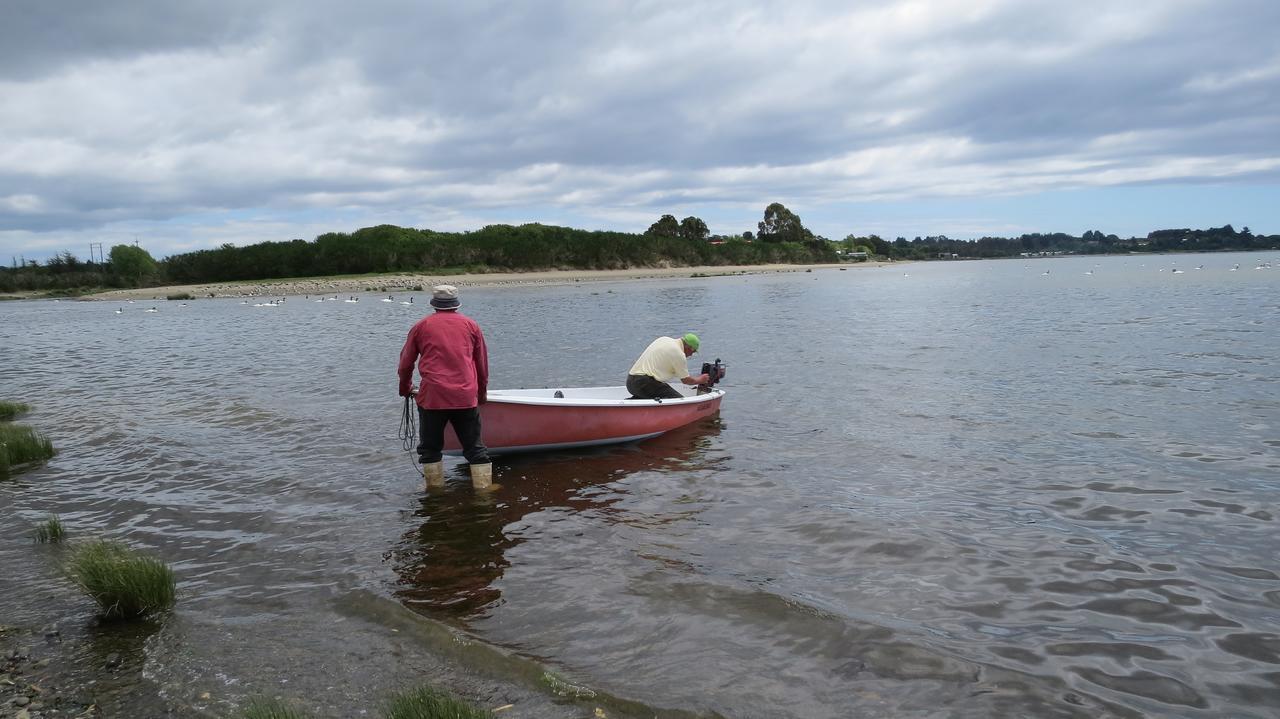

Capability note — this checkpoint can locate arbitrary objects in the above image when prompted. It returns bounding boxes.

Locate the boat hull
[442,386,723,455]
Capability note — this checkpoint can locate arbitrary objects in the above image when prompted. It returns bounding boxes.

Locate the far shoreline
[70,262,894,301]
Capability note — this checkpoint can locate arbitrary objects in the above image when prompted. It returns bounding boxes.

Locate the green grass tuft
[384,686,489,719]
[65,539,176,619]
[0,400,31,421]
[166,292,194,300]
[0,422,55,476]
[541,671,597,698]
[32,515,65,543]
[240,697,312,719]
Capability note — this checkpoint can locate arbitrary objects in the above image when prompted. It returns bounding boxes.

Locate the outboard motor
[698,358,726,393]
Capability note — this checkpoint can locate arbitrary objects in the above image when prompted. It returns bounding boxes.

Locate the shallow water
[2,251,1279,718]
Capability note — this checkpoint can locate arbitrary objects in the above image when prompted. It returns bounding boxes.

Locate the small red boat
[443,386,724,456]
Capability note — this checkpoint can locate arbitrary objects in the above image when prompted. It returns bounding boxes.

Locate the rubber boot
[469,463,493,491]
[422,461,445,489]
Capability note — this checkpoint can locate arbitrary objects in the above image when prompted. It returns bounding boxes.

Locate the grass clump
[65,539,176,619]
[0,400,30,420]
[384,686,489,719]
[166,292,194,300]
[32,515,65,543]
[241,697,312,719]
[0,422,55,476]
[542,671,597,698]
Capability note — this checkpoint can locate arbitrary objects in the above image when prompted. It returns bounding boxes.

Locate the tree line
[838,224,1276,260]
[2,202,1276,294]
[0,203,835,293]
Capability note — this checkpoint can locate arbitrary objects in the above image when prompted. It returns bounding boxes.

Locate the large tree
[757,202,809,244]
[679,216,709,241]
[646,214,680,237]
[109,244,158,286]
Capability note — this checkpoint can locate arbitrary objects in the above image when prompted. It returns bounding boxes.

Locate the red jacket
[397,310,488,410]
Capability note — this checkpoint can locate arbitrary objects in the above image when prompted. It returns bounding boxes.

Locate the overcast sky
[3,0,1278,262]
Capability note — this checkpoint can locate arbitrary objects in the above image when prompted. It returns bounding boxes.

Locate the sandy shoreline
[75,262,892,301]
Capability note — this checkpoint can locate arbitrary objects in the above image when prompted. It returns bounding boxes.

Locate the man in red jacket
[397,285,493,489]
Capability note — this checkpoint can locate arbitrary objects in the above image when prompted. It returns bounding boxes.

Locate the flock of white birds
[111,294,422,313]
[108,257,1276,311]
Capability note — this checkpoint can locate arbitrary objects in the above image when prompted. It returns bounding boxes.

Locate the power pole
[89,242,104,264]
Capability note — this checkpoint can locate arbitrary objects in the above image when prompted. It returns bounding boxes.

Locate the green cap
[682,333,700,352]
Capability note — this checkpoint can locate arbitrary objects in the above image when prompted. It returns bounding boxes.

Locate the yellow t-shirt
[628,336,688,382]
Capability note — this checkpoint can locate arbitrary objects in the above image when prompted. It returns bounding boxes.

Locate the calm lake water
[2,251,1279,718]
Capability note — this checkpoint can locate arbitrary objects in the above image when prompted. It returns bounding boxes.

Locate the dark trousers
[418,407,490,464]
[626,374,682,400]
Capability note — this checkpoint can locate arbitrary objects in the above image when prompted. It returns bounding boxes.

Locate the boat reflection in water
[390,417,722,621]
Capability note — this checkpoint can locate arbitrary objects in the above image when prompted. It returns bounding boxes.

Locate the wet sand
[80,262,889,301]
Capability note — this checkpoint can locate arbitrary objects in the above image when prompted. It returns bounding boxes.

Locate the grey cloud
[0,0,263,80]
[3,0,1279,258]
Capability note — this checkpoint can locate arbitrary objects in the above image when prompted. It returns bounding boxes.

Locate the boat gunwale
[486,386,724,409]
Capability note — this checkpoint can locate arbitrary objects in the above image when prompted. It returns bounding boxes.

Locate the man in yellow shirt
[626,333,710,399]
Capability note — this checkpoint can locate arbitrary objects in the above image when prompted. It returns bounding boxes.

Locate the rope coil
[398,394,418,453]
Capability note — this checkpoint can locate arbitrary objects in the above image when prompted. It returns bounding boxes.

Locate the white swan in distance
[114,307,123,314]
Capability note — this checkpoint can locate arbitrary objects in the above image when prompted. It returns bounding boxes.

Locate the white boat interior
[490,385,723,407]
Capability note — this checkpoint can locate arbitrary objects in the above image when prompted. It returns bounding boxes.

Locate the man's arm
[397,331,418,397]
[680,373,711,386]
[474,325,489,404]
